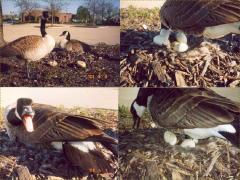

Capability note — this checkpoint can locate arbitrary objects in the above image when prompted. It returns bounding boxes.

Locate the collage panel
[120,0,240,87]
[119,87,240,179]
[0,0,120,87]
[0,87,118,179]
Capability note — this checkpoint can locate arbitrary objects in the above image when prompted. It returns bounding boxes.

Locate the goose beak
[22,106,35,132]
[23,115,34,132]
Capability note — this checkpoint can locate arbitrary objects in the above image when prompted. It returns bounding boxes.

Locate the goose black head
[60,31,71,41]
[41,11,49,37]
[131,88,157,129]
[42,11,49,20]
[16,98,35,132]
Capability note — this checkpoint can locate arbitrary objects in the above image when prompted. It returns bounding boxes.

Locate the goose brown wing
[0,36,42,58]
[160,0,240,34]
[149,88,240,129]
[28,104,116,144]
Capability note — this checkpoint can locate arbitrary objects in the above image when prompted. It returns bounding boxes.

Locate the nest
[120,8,240,87]
[119,128,240,180]
[0,43,119,87]
[119,107,240,180]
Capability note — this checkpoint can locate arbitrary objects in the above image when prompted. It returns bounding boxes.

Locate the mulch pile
[119,128,240,180]
[0,43,119,87]
[120,8,240,87]
[119,108,240,180]
[0,108,118,179]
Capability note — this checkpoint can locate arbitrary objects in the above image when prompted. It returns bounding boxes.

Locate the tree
[42,0,69,25]
[84,0,97,25]
[98,0,106,23]
[0,0,5,46]
[14,0,40,22]
[77,6,90,23]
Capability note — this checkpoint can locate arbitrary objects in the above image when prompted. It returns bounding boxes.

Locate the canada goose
[0,11,55,77]
[4,98,117,174]
[59,31,91,53]
[131,88,240,147]
[154,0,240,52]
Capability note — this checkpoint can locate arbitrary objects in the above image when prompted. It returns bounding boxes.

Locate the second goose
[59,31,92,53]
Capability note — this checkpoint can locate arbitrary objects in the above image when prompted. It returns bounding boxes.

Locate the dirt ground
[3,24,120,45]
[0,107,118,179]
[118,106,240,180]
[120,7,240,87]
[0,44,119,87]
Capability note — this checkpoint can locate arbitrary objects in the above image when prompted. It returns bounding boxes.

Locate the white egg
[172,41,189,52]
[180,139,196,148]
[176,31,188,44]
[164,131,177,145]
[153,35,170,48]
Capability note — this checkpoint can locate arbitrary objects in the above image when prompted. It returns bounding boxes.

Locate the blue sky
[2,0,120,15]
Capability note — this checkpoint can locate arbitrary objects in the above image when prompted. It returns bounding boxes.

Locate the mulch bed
[0,43,119,87]
[119,128,240,180]
[120,7,240,87]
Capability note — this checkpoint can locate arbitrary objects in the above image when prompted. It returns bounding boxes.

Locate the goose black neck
[7,108,23,126]
[40,18,47,37]
[66,33,70,41]
[135,88,156,106]
[219,118,240,147]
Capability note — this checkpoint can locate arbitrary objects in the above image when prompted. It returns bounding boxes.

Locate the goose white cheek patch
[23,116,34,132]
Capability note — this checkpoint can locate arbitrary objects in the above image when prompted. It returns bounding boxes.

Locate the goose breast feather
[149,88,240,129]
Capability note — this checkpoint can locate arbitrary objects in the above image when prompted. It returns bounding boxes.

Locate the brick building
[23,10,73,23]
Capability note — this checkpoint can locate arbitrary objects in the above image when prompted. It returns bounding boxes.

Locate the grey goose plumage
[59,31,92,53]
[0,11,55,61]
[4,98,117,174]
[131,88,240,147]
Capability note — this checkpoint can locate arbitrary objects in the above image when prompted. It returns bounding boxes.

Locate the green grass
[119,105,153,131]
[121,6,160,30]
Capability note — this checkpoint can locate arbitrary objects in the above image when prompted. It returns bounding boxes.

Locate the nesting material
[0,44,119,87]
[119,108,240,180]
[120,7,240,87]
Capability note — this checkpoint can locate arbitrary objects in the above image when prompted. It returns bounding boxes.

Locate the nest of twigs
[119,128,240,180]
[0,43,119,87]
[120,7,240,87]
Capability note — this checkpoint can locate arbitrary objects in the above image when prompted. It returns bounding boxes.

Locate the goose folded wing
[0,36,42,58]
[150,89,240,129]
[26,104,116,144]
[161,0,240,33]
[31,114,116,144]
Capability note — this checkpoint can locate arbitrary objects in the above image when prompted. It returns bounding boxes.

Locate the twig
[200,55,212,77]
[203,152,221,177]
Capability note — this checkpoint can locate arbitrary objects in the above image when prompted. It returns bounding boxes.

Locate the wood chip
[175,71,187,87]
